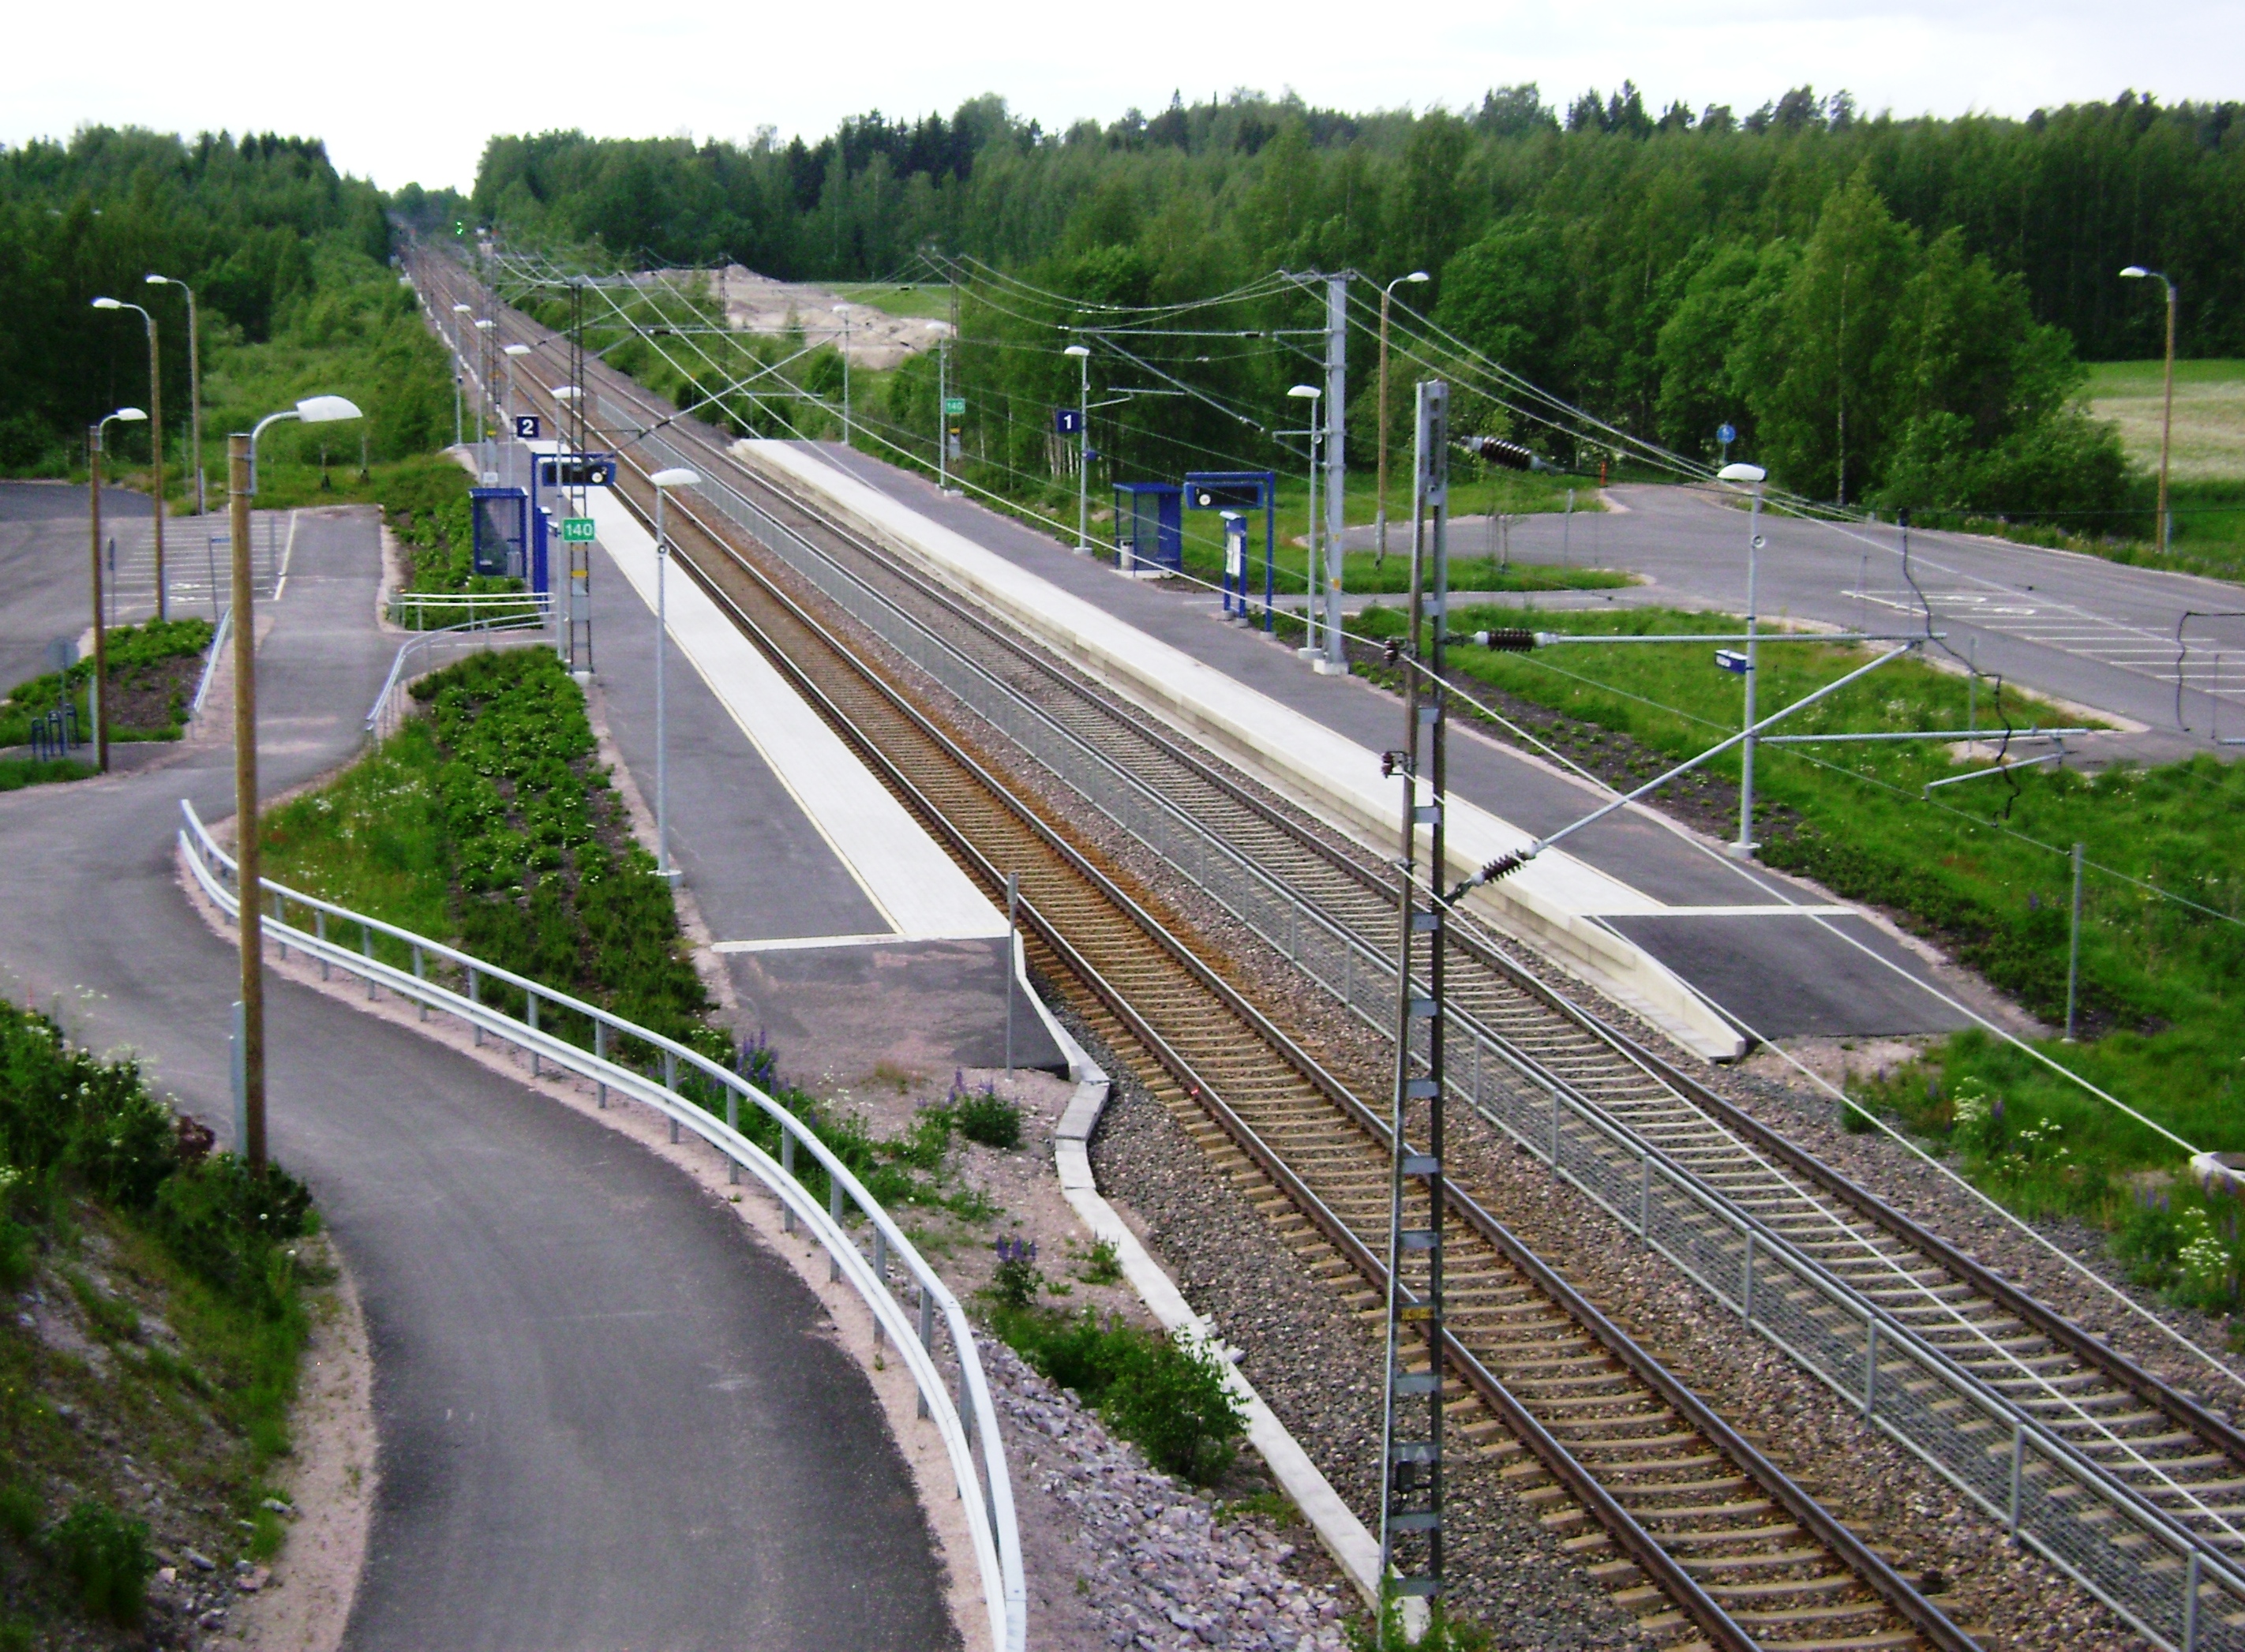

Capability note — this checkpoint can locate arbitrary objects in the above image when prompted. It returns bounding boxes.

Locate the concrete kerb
[734,442,1744,1063]
[1038,1007,1385,1609]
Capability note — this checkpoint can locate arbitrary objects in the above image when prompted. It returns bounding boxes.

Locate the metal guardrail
[385,589,549,628]
[189,605,231,721]
[178,800,1026,1652]
[366,609,553,740]
[640,425,2245,1651]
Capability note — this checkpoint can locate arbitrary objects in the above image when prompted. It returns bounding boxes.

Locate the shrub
[1078,1238,1123,1285]
[990,1237,1040,1309]
[0,1484,39,1545]
[995,1307,1245,1484]
[48,1500,152,1624]
[955,1083,1022,1151]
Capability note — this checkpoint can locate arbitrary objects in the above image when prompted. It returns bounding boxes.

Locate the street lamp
[232,394,363,1173]
[1065,345,1092,554]
[2120,266,2178,556]
[503,343,532,433]
[650,468,700,882]
[1375,272,1430,571]
[86,406,148,772]
[147,273,204,518]
[1717,462,1767,857]
[832,305,853,446]
[1287,384,1323,662]
[93,296,168,620]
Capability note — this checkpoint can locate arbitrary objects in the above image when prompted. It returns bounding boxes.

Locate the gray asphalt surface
[1379,484,2245,756]
[585,536,1063,1079]
[0,487,953,1650]
[0,480,150,689]
[795,445,1970,1041]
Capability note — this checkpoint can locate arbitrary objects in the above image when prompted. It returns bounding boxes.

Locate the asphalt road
[0,481,151,691]
[0,489,953,1649]
[1366,485,2245,755]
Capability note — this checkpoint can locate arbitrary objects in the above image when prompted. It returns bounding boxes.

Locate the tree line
[463,87,2239,518]
[0,127,411,470]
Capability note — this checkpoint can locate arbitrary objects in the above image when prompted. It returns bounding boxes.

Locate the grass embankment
[1355,601,2245,1325]
[261,645,1249,1475]
[0,618,216,790]
[0,1004,319,1642]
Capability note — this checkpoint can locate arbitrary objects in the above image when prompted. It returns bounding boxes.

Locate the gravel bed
[734,490,2167,1644]
[1066,1003,1650,1649]
[988,1336,1355,1652]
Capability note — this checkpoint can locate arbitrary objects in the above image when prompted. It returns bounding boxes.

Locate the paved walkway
[786,444,1975,1042]
[577,470,1063,1082]
[0,504,952,1649]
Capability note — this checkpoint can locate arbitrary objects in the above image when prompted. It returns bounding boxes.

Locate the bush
[995,1307,1244,1484]
[48,1500,152,1624]
[990,1237,1040,1309]
[955,1083,1021,1151]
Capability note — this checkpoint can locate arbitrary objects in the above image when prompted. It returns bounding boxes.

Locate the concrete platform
[577,476,1065,1083]
[736,442,1977,1055]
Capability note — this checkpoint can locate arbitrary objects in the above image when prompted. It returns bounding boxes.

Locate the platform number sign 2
[515,414,542,440]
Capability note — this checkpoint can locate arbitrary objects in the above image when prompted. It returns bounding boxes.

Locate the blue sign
[515,414,542,440]
[1055,407,1084,435]
[1717,422,1737,447]
[1715,648,1748,675]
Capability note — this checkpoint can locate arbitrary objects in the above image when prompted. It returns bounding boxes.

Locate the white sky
[11,0,2240,194]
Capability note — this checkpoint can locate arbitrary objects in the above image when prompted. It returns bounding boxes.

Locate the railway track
[417,252,2245,1645]
[415,257,1976,1650]
[693,398,2245,1557]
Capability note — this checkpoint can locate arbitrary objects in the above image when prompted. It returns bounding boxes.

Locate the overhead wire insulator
[1460,436,1548,473]
[1446,848,1534,903]
[1471,629,1537,652]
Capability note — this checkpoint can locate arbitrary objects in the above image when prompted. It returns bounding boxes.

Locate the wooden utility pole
[228,432,267,1171]
[87,428,111,772]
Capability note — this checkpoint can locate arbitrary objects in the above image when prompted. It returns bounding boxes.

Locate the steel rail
[176,800,1025,1652]
[422,242,2245,1649]
[558,353,1969,1652]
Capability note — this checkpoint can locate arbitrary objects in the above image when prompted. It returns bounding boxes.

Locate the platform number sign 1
[515,414,542,440]
[1054,407,1083,435]
[560,517,596,545]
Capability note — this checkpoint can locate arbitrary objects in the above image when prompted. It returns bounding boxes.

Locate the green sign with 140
[560,517,596,543]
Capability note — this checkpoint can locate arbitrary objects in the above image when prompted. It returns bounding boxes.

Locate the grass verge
[0,1003,318,1642]
[1351,600,2245,1327]
[0,617,215,756]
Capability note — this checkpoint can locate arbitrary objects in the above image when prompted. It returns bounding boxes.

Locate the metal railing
[634,427,2245,1650]
[386,589,549,630]
[366,609,553,740]
[190,605,232,720]
[178,800,1026,1652]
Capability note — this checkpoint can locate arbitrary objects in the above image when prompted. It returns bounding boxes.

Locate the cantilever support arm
[1447,644,1915,901]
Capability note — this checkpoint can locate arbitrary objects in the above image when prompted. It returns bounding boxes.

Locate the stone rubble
[984,1339,1354,1652]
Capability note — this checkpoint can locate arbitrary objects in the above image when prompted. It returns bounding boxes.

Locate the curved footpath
[0,493,952,1648]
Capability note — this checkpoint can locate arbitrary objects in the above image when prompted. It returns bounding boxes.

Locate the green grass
[0,1006,320,1636]
[827,283,957,321]
[985,1303,1244,1484]
[1355,598,2245,1324]
[0,619,214,781]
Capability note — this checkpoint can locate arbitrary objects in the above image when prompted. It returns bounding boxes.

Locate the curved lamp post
[1064,345,1092,554]
[1374,272,1430,570]
[650,468,701,881]
[233,395,363,1171]
[93,296,167,620]
[1717,461,1768,856]
[1287,384,1324,661]
[2119,265,2178,555]
[87,406,148,771]
[832,305,853,445]
[146,273,204,518]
